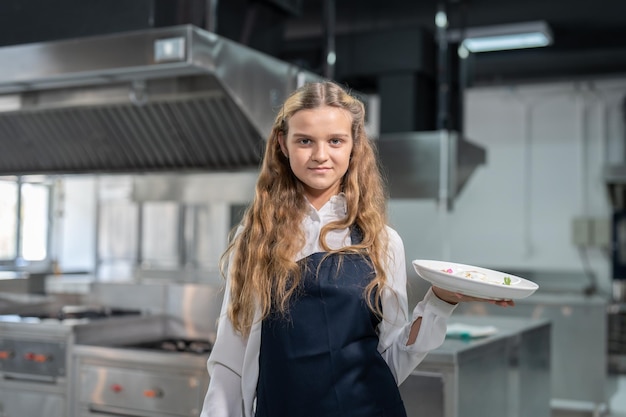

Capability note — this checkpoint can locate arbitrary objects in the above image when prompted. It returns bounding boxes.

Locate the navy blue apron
[255,228,407,417]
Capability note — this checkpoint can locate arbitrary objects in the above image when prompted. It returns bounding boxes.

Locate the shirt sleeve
[200,363,244,417]
[200,250,247,417]
[376,227,457,385]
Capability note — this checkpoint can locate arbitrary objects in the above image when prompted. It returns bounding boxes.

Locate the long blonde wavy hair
[223,81,390,336]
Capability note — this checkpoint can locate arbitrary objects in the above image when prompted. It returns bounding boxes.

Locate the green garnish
[503,276,511,285]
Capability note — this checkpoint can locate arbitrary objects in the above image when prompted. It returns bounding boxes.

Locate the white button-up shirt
[200,195,456,417]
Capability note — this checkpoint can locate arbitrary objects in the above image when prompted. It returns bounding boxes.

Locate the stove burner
[56,305,142,320]
[2,306,144,323]
[129,339,213,354]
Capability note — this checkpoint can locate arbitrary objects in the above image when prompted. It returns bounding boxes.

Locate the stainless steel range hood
[376,130,486,206]
[0,25,322,174]
[0,24,486,203]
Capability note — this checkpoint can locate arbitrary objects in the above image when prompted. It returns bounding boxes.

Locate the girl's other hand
[432,286,515,307]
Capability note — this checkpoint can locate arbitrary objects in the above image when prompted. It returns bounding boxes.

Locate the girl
[201,81,512,417]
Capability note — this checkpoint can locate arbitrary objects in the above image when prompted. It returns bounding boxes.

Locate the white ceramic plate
[412,259,539,300]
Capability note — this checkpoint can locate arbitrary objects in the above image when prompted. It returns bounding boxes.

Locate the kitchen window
[0,176,51,267]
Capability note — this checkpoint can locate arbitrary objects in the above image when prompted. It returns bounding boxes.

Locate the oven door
[78,364,206,417]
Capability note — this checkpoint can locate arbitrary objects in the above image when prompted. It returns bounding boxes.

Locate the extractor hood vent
[0,77,261,173]
[0,25,322,174]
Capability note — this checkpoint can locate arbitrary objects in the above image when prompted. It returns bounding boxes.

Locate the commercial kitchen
[0,1,625,416]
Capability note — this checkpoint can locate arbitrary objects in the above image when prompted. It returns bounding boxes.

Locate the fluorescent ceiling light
[464,32,551,52]
[449,21,553,53]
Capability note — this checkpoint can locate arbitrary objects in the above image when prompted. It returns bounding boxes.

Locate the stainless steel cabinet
[0,384,65,417]
[455,292,611,414]
[399,316,551,417]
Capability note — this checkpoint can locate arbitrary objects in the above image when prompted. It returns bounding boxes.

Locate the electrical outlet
[572,217,592,246]
[591,218,610,248]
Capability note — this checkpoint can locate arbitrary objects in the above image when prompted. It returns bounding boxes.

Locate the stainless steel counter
[0,292,58,315]
[399,316,551,417]
[454,291,611,415]
[0,271,30,294]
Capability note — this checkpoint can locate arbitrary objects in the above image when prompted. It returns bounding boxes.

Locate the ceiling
[0,0,625,87]
[278,0,626,86]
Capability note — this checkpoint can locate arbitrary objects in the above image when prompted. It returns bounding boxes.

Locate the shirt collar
[305,193,347,219]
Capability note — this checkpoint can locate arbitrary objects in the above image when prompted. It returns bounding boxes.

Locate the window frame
[0,176,53,271]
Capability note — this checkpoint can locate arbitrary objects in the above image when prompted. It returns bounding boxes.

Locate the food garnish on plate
[441,266,512,285]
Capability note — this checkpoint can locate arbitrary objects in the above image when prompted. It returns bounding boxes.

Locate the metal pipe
[622,95,626,163]
[435,3,452,211]
[455,0,469,136]
[435,2,449,131]
[15,176,23,267]
[205,0,219,33]
[240,3,259,45]
[136,201,144,270]
[178,204,187,269]
[94,177,101,279]
[323,0,336,80]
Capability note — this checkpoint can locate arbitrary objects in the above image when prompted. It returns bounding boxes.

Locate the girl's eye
[330,138,343,145]
[298,138,311,145]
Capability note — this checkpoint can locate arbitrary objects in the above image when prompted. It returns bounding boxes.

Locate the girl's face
[279,106,354,210]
